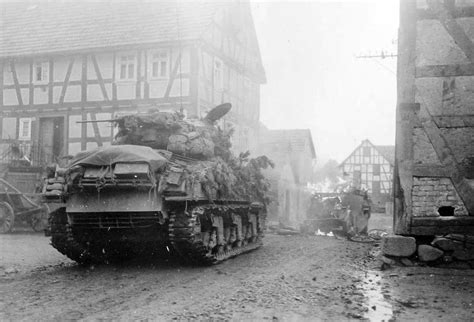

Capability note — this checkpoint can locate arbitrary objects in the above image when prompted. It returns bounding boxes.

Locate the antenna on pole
[355,50,397,59]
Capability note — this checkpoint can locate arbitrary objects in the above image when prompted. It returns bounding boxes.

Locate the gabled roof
[339,139,395,167]
[261,129,316,159]
[374,145,395,165]
[0,1,265,81]
[0,2,215,58]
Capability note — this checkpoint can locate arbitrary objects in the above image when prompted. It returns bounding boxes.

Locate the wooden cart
[0,178,49,233]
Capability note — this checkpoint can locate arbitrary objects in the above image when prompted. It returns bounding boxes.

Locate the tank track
[49,207,99,264]
[168,203,265,265]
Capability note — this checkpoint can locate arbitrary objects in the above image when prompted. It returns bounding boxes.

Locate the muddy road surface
[1,231,473,320]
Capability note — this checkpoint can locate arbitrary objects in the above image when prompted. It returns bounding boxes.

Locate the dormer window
[117,54,136,81]
[33,61,49,84]
[149,51,169,79]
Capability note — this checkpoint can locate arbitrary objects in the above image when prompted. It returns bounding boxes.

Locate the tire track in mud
[0,234,373,320]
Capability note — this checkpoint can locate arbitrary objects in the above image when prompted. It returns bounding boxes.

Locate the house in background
[339,139,394,212]
[0,2,265,191]
[258,128,316,228]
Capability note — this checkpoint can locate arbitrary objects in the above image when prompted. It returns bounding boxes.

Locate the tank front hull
[67,189,162,213]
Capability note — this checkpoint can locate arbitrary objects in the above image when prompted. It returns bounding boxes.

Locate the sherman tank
[43,103,273,265]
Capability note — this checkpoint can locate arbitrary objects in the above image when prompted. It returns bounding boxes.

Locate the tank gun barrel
[75,119,118,123]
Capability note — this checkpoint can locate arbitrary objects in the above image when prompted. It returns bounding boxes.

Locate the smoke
[307,176,349,193]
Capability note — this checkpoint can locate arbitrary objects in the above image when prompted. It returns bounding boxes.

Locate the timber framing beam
[428,1,474,64]
[89,112,103,146]
[413,165,452,177]
[433,115,474,128]
[10,61,23,106]
[410,216,474,235]
[3,78,113,90]
[418,6,474,20]
[59,58,75,105]
[394,0,418,235]
[91,54,110,101]
[416,63,474,78]
[0,63,3,107]
[164,52,182,98]
[0,97,192,115]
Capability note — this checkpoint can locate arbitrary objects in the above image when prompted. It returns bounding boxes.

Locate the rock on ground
[382,235,416,257]
[432,237,463,251]
[417,245,444,262]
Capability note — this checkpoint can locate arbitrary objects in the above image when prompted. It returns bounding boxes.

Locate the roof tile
[0,2,221,58]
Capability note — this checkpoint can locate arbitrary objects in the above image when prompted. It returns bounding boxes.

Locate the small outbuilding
[258,128,316,228]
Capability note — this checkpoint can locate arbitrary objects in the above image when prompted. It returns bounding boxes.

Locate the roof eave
[0,39,200,61]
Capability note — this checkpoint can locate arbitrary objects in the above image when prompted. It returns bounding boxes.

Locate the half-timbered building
[0,2,265,184]
[395,0,474,235]
[339,139,394,211]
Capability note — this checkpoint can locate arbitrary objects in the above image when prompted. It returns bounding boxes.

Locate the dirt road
[1,230,473,320]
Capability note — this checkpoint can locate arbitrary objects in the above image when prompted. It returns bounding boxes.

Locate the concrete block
[418,245,444,262]
[382,235,417,257]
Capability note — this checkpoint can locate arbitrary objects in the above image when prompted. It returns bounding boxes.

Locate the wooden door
[39,117,64,164]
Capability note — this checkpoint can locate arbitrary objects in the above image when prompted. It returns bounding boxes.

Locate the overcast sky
[251,0,399,164]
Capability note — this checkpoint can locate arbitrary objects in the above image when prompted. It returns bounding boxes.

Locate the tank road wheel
[168,204,265,265]
[0,202,15,234]
[31,204,51,232]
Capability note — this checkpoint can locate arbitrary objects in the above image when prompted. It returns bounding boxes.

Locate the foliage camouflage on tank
[43,103,273,265]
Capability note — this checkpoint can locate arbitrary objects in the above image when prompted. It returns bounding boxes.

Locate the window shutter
[42,62,49,83]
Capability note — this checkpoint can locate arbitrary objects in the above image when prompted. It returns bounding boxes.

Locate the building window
[363,146,371,157]
[19,118,32,140]
[33,62,49,84]
[149,51,169,79]
[373,164,380,176]
[353,170,361,188]
[213,58,223,91]
[118,54,136,81]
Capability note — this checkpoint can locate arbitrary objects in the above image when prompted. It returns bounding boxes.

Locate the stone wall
[411,177,468,217]
[381,234,474,269]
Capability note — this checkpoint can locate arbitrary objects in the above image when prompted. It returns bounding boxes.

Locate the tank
[302,188,371,236]
[43,103,273,265]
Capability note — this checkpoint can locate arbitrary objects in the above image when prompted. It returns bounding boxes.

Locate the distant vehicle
[302,188,371,236]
